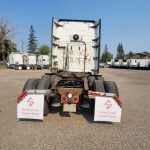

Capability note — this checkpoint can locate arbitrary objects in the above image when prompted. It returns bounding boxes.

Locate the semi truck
[18,18,122,121]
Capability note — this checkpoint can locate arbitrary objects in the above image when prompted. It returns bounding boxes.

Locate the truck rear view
[19,18,122,122]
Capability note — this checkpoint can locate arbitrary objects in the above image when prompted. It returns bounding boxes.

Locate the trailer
[114,59,122,68]
[121,59,130,68]
[26,53,41,69]
[38,55,50,69]
[129,59,140,68]
[18,18,122,122]
[139,59,150,69]
[107,59,114,68]
[28,53,36,66]
[7,52,24,70]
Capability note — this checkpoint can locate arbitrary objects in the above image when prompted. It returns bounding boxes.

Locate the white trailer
[114,59,122,68]
[38,55,50,69]
[8,52,23,70]
[139,59,150,68]
[121,59,130,68]
[28,53,36,66]
[24,53,37,69]
[107,59,114,68]
[18,18,122,122]
[129,59,140,68]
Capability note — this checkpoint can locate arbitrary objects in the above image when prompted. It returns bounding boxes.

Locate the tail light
[62,96,67,102]
[72,97,79,102]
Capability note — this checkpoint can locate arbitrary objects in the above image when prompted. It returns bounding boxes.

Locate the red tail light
[62,96,67,102]
[72,97,78,102]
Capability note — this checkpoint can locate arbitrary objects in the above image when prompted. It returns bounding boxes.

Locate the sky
[0,0,150,56]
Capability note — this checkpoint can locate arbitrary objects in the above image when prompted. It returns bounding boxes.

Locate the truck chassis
[22,71,119,116]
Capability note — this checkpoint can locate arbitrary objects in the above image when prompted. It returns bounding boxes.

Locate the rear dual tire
[23,78,39,92]
[104,81,119,97]
[37,75,53,116]
[23,75,55,116]
[90,77,119,115]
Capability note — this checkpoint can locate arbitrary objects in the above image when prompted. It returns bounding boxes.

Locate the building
[130,52,150,59]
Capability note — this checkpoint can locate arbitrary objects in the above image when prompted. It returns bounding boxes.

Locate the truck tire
[36,75,53,116]
[90,79,105,115]
[88,76,95,90]
[23,78,39,92]
[97,76,104,82]
[104,81,119,97]
[37,75,52,89]
[93,79,105,92]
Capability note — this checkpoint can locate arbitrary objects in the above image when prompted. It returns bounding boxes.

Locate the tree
[128,51,134,58]
[27,25,38,53]
[116,43,125,59]
[39,44,50,55]
[0,18,16,64]
[101,44,113,63]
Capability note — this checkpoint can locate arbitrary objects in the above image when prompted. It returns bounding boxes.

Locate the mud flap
[17,91,44,120]
[94,96,122,122]
[88,91,122,122]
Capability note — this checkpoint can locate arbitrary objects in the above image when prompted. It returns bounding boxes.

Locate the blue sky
[0,0,150,56]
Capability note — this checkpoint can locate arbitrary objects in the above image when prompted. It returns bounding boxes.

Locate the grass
[0,64,7,69]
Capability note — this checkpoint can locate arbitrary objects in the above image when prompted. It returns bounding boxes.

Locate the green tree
[0,19,16,64]
[101,44,113,63]
[127,51,134,58]
[39,44,50,55]
[116,43,125,59]
[27,25,38,53]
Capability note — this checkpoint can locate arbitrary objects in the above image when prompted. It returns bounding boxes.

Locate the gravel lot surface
[0,68,150,150]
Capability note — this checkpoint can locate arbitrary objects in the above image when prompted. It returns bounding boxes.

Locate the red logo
[26,97,34,107]
[105,100,112,109]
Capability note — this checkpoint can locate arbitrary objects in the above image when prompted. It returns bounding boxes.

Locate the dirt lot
[0,68,150,150]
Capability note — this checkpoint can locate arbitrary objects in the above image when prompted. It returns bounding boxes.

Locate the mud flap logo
[26,97,35,107]
[105,100,112,109]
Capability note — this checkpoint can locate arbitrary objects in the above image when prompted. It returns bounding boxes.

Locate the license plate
[63,104,76,112]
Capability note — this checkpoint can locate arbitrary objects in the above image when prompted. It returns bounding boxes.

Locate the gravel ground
[0,68,150,150]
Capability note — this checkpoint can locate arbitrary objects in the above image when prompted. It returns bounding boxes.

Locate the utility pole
[21,40,24,54]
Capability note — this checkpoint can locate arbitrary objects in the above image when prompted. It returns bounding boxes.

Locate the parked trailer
[107,59,114,68]
[129,59,140,68]
[26,53,41,69]
[18,18,122,122]
[7,52,24,70]
[121,59,130,68]
[22,54,30,70]
[28,53,36,66]
[114,59,122,68]
[38,55,50,69]
[139,59,150,69]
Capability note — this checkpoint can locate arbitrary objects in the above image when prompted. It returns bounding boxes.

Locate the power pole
[21,40,24,54]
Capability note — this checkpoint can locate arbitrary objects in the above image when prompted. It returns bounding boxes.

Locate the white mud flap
[94,96,122,122]
[88,91,122,123]
[17,91,44,120]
